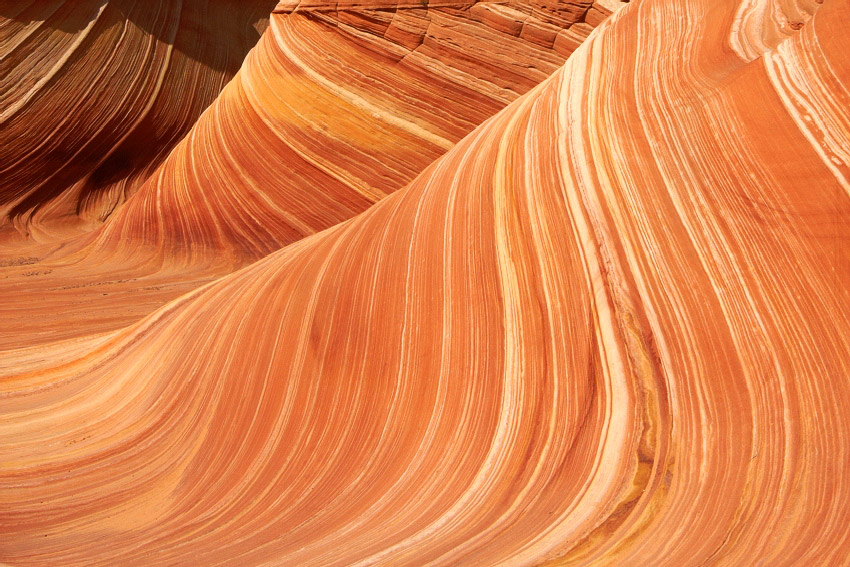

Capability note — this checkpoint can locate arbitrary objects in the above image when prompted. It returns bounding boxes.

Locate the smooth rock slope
[0,0,621,350]
[1,0,848,565]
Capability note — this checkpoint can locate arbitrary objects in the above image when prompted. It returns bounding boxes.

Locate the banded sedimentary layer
[0,0,277,241]
[98,0,628,260]
[0,0,621,349]
[1,0,849,565]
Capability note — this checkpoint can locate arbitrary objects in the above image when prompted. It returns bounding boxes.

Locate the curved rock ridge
[0,0,276,243]
[729,0,822,60]
[0,0,623,350]
[2,0,849,565]
[95,0,628,262]
[0,0,621,248]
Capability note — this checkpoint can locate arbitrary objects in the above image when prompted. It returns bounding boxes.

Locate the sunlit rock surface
[1,0,849,565]
[97,0,627,260]
[0,0,620,349]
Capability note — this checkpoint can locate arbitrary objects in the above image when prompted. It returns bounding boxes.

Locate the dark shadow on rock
[0,0,278,224]
[0,0,278,74]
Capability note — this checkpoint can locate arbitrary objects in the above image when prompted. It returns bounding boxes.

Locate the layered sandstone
[1,0,849,565]
[0,0,621,350]
[0,0,277,241]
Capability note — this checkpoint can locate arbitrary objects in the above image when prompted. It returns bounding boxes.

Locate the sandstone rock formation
[0,0,277,241]
[0,0,621,350]
[97,0,629,260]
[1,0,848,565]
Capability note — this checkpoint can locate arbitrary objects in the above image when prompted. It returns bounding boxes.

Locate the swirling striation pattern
[1,0,849,565]
[0,0,276,242]
[0,0,621,350]
[97,0,628,261]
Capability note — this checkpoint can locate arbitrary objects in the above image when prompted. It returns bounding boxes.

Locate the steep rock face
[1,0,848,566]
[96,0,628,262]
[0,0,621,247]
[0,0,276,242]
[0,0,622,350]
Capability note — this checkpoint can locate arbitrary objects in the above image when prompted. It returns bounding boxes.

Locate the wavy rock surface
[1,0,619,247]
[98,0,627,261]
[0,0,276,242]
[0,0,621,350]
[1,0,849,565]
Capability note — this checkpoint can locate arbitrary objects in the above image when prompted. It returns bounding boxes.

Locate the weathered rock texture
[0,0,277,241]
[1,0,849,565]
[0,0,620,349]
[1,0,618,246]
[97,0,627,260]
